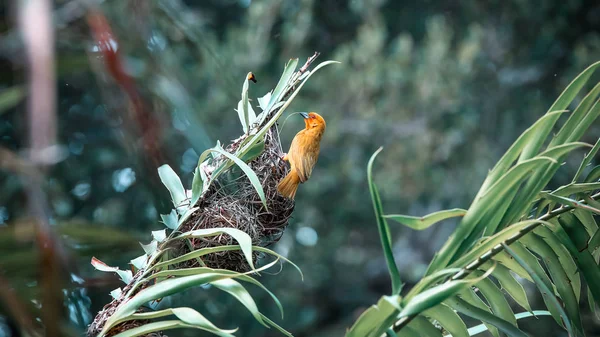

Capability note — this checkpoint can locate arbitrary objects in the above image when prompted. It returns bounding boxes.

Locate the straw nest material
[176,125,295,271]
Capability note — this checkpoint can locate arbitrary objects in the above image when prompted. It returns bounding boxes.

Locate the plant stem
[390,190,600,333]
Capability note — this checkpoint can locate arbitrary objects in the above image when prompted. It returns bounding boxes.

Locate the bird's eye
[310,115,315,119]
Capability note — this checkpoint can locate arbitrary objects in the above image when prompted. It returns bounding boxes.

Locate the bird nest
[90,126,294,337]
[88,52,324,337]
[175,126,294,272]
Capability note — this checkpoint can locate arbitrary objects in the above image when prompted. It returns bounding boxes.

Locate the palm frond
[348,60,600,337]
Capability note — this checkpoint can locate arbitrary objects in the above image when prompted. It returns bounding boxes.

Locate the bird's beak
[299,112,309,119]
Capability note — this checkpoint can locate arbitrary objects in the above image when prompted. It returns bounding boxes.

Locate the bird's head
[300,112,326,130]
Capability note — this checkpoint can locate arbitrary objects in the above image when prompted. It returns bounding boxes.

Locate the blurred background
[1,0,600,336]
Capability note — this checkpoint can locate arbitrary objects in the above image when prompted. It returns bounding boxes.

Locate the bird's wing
[289,132,319,183]
[298,148,319,182]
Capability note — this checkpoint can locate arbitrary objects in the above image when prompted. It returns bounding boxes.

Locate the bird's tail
[277,168,301,199]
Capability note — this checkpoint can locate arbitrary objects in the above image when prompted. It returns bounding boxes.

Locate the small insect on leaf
[247,72,257,83]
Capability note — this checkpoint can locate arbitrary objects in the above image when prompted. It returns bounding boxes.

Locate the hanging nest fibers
[177,126,295,272]
[87,53,331,337]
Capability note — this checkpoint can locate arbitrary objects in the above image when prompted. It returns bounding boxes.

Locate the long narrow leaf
[110,320,233,337]
[423,304,469,337]
[471,271,517,326]
[555,213,600,303]
[487,264,532,312]
[519,234,583,335]
[407,316,442,337]
[345,295,401,337]
[502,243,574,336]
[550,81,600,148]
[128,307,237,337]
[446,297,528,337]
[368,147,402,294]
[573,137,600,182]
[384,209,467,230]
[172,228,255,270]
[521,60,600,160]
[211,279,268,327]
[158,164,187,208]
[209,145,268,209]
[466,311,552,336]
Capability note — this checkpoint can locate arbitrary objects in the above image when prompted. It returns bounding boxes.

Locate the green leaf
[555,213,600,303]
[466,311,552,336]
[267,58,299,112]
[446,297,528,337]
[455,288,499,337]
[257,91,272,111]
[259,313,293,337]
[209,145,268,209]
[566,98,600,145]
[430,157,557,274]
[160,209,178,230]
[471,271,517,327]
[573,137,600,182]
[487,264,532,312]
[479,110,567,194]
[110,288,122,300]
[405,268,462,301]
[551,182,600,197]
[173,228,255,270]
[502,243,575,336]
[158,164,187,208]
[573,208,598,238]
[495,143,588,231]
[345,295,401,337]
[211,278,268,327]
[191,166,204,206]
[128,307,237,337]
[130,254,148,270]
[145,259,281,303]
[154,244,303,280]
[589,287,600,320]
[399,268,494,319]
[140,240,158,255]
[384,208,467,230]
[237,72,256,133]
[550,81,600,148]
[540,192,600,214]
[504,242,564,326]
[368,147,402,295]
[101,272,239,335]
[449,219,553,270]
[519,234,583,335]
[177,206,198,227]
[396,326,419,337]
[0,86,24,115]
[490,251,533,283]
[535,225,582,302]
[110,320,234,337]
[407,316,442,337]
[239,139,265,162]
[152,230,166,242]
[423,304,468,337]
[91,257,133,284]
[521,60,600,160]
[589,227,600,253]
[584,165,600,183]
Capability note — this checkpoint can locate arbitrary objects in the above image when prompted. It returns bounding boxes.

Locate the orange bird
[278,112,326,199]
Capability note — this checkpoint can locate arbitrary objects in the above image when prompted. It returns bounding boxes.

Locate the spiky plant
[87,54,338,337]
[347,61,600,337]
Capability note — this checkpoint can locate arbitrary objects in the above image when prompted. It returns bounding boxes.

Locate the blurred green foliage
[1,0,600,336]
